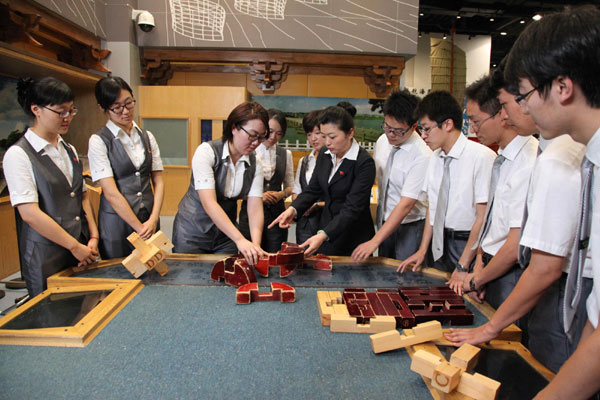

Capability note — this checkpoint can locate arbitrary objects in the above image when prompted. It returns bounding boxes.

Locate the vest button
[137,192,142,197]
[70,192,75,198]
[135,171,140,176]
[75,216,81,222]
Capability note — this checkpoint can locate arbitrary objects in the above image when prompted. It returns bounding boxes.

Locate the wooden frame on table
[0,281,142,347]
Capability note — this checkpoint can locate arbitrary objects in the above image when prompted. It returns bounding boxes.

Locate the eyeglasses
[109,99,136,114]
[469,111,498,131]
[239,125,268,143]
[418,122,441,135]
[43,106,78,118]
[514,87,539,105]
[382,122,411,137]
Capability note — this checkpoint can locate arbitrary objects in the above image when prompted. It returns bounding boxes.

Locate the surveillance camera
[133,10,155,33]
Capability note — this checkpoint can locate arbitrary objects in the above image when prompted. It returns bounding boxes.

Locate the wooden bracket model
[236,282,296,304]
[410,344,499,400]
[121,231,173,278]
[210,255,257,287]
[370,320,442,354]
[254,242,332,278]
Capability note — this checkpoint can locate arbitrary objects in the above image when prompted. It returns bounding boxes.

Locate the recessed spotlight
[442,33,447,39]
[532,14,542,21]
[418,32,422,38]
[456,15,461,19]
[419,12,424,16]
[500,32,507,36]
[492,64,497,67]
[520,20,526,24]
[490,17,495,22]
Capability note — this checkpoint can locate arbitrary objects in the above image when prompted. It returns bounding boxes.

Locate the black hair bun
[17,77,35,109]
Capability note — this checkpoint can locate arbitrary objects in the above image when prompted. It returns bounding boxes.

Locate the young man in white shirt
[352,90,432,262]
[398,91,495,274]
[502,5,600,397]
[445,59,587,375]
[450,76,538,314]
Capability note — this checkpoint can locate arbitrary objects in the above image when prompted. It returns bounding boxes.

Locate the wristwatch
[456,263,469,273]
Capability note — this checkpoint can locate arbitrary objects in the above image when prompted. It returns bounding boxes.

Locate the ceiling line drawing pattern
[37,0,106,38]
[140,0,419,55]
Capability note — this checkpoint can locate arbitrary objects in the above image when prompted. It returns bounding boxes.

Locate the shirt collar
[585,125,600,167]
[444,133,467,159]
[398,131,420,152]
[325,138,360,161]
[309,149,318,160]
[498,134,532,161]
[25,128,67,153]
[222,141,250,164]
[106,119,142,138]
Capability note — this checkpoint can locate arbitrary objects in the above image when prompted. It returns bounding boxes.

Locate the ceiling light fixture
[532,13,542,21]
[442,33,447,39]
[456,14,461,19]
[490,17,495,22]
[520,20,526,24]
[419,12,424,16]
[500,32,507,36]
[418,31,422,38]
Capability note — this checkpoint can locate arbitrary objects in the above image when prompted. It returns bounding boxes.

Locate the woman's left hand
[139,216,158,240]
[263,191,280,205]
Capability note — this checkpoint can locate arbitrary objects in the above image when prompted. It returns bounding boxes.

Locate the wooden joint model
[121,231,173,278]
[370,320,442,354]
[210,255,257,287]
[410,344,499,400]
[254,242,332,277]
[236,282,296,304]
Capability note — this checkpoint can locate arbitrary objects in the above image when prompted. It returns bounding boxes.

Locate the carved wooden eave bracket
[141,58,174,86]
[0,1,110,73]
[249,61,289,92]
[364,66,402,98]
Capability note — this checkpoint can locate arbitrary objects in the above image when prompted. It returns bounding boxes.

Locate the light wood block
[316,290,343,326]
[370,321,442,354]
[330,314,396,334]
[122,250,148,278]
[431,361,461,393]
[450,343,481,371]
[410,349,442,377]
[457,372,501,400]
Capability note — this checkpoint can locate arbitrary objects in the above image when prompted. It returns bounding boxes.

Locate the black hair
[336,101,357,118]
[489,57,519,96]
[414,91,462,130]
[17,77,74,117]
[382,89,419,126]
[222,102,269,142]
[505,5,600,107]
[319,106,354,134]
[464,75,501,116]
[302,110,321,134]
[95,76,134,111]
[267,108,287,138]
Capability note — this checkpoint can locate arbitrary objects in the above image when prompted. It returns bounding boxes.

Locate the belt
[444,229,471,241]
[482,252,493,265]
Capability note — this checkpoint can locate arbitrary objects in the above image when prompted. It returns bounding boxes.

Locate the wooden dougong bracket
[236,282,296,304]
[370,320,443,354]
[254,242,332,277]
[121,231,173,278]
[210,255,257,287]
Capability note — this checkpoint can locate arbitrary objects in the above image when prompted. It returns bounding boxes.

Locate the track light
[490,17,495,22]
[532,13,542,21]
[520,20,526,24]
[442,33,447,39]
[500,32,507,36]
[418,31,422,38]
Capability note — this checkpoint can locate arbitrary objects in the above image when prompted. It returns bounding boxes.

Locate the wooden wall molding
[141,49,405,97]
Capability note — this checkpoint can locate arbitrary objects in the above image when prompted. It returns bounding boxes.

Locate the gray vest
[299,154,310,192]
[95,126,154,214]
[15,136,86,244]
[177,140,256,232]
[263,145,287,192]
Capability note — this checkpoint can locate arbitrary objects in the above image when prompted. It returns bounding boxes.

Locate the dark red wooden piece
[236,282,296,304]
[304,254,333,271]
[210,255,257,287]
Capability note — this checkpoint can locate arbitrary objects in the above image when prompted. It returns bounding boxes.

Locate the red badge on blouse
[340,171,344,175]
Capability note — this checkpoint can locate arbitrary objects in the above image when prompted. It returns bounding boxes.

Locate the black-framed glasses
[418,122,441,135]
[109,99,136,114]
[43,106,78,118]
[382,122,411,137]
[515,87,539,105]
[239,125,268,143]
[469,111,498,131]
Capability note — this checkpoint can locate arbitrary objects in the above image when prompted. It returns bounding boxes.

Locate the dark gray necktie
[476,155,506,248]
[564,157,595,341]
[377,146,400,227]
[432,156,452,261]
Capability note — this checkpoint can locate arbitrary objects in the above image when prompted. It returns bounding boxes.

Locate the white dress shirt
[192,141,263,198]
[481,135,538,255]
[423,134,496,231]
[88,120,163,182]
[255,143,294,189]
[584,127,600,328]
[374,132,431,223]
[3,129,85,206]
[520,134,586,274]
[326,139,360,183]
[292,150,317,195]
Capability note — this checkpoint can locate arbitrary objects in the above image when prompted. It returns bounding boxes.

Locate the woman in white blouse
[239,108,293,252]
[88,77,164,259]
[3,77,99,296]
[292,110,326,244]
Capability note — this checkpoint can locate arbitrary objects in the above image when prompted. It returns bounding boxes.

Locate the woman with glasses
[269,106,376,256]
[172,102,268,265]
[239,108,293,252]
[292,110,326,244]
[3,77,99,296]
[88,76,164,259]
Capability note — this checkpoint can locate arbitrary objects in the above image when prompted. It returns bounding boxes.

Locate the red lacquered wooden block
[304,254,333,270]
[236,282,296,304]
[211,255,257,287]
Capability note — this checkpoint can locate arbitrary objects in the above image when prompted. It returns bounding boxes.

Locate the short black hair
[464,75,501,116]
[319,106,354,134]
[336,101,356,118]
[505,5,600,107]
[17,77,74,117]
[382,89,419,126]
[95,76,134,111]
[267,108,287,138]
[414,91,462,130]
[302,110,321,134]
[222,102,269,142]
[489,57,519,96]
